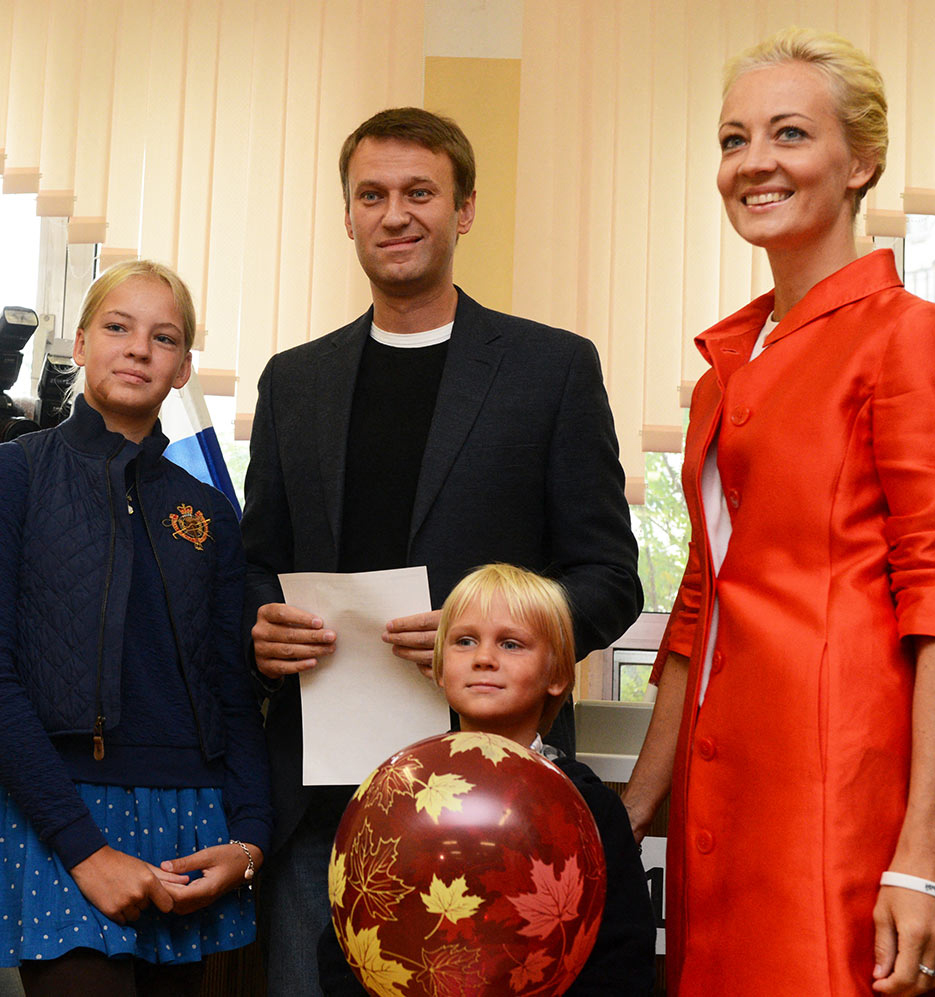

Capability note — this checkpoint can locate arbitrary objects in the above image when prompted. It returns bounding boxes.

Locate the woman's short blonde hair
[723,27,887,209]
[78,260,196,351]
[433,563,577,736]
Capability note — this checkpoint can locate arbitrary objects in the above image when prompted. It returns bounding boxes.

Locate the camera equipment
[0,305,41,441]
[35,340,76,429]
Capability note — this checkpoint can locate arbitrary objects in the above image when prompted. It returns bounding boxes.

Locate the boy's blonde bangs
[434,564,577,735]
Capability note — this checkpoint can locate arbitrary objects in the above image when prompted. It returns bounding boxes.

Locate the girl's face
[74,276,191,442]
[440,593,566,746]
[716,61,873,258]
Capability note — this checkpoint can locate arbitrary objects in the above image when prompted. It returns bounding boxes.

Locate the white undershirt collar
[370,321,453,348]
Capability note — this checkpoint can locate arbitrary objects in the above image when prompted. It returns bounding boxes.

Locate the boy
[319,564,655,996]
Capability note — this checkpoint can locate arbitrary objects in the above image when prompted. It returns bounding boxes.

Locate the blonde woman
[624,29,935,997]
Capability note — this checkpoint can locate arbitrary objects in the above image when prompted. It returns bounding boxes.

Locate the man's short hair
[433,563,577,736]
[339,107,476,210]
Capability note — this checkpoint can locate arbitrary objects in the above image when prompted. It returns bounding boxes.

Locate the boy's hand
[383,610,442,677]
[252,603,336,679]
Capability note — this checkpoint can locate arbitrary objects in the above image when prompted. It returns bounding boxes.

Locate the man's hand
[382,610,442,678]
[252,603,336,679]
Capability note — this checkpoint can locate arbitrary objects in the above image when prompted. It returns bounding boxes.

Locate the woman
[623,28,935,997]
[0,261,272,995]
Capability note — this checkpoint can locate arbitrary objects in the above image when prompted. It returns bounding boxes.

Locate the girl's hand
[159,842,263,915]
[69,844,185,924]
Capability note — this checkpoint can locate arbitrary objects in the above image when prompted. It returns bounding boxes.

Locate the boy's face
[439,594,567,746]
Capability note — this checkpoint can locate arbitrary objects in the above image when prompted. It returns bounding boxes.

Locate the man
[240,107,642,995]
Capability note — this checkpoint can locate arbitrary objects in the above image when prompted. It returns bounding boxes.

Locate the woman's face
[716,61,873,255]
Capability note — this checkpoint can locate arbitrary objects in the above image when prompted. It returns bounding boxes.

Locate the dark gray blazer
[241,290,641,849]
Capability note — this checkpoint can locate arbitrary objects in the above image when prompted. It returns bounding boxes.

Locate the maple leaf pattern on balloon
[353,767,377,802]
[366,760,423,813]
[415,943,486,997]
[509,947,554,990]
[329,845,347,908]
[343,924,412,997]
[414,771,475,823]
[509,855,584,938]
[347,820,414,921]
[563,911,601,975]
[444,731,525,766]
[420,874,484,924]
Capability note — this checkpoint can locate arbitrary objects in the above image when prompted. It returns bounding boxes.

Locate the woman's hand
[159,842,264,915]
[872,886,935,994]
[69,844,186,924]
[873,639,935,994]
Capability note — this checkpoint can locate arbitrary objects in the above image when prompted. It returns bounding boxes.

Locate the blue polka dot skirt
[0,783,256,966]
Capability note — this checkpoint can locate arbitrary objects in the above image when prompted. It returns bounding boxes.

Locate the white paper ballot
[278,567,450,785]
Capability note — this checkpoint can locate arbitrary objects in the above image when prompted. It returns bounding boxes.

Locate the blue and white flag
[161,370,242,517]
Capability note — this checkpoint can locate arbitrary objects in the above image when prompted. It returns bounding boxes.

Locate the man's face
[344,137,475,299]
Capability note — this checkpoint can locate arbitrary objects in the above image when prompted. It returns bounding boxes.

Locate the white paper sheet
[278,567,450,785]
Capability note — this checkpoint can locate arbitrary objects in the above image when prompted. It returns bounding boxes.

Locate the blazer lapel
[315,310,371,548]
[409,291,503,542]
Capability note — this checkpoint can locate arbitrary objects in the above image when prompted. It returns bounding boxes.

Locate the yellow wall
[424,56,521,315]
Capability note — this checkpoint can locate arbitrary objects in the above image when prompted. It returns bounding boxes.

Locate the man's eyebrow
[354,175,440,191]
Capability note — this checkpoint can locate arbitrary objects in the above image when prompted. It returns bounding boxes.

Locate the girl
[0,261,272,996]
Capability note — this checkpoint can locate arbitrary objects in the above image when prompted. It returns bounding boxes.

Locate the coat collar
[59,394,169,468]
[409,288,503,539]
[696,250,903,386]
[313,309,373,547]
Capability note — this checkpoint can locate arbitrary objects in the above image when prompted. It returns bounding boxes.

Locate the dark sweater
[338,336,448,572]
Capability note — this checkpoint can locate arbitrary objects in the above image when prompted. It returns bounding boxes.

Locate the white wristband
[880,871,935,898]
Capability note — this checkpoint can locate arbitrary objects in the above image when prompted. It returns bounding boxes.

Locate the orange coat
[654,251,935,995]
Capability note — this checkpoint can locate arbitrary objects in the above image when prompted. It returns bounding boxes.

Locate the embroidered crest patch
[164,503,212,550]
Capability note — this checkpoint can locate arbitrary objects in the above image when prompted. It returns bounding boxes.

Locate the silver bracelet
[229,839,256,888]
[880,871,935,898]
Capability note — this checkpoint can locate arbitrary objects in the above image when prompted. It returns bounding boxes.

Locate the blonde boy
[319,564,656,996]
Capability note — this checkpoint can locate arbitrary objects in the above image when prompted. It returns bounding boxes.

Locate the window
[0,194,42,399]
[904,214,935,302]
[631,447,689,615]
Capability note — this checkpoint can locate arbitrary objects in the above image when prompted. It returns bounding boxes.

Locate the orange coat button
[711,650,724,674]
[698,736,716,760]
[730,406,751,426]
[727,488,741,509]
[696,830,714,853]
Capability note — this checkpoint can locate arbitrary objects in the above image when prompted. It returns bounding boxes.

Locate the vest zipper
[93,716,105,760]
[92,447,122,760]
[134,463,208,758]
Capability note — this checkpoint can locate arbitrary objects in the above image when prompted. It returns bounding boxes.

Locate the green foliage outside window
[632,451,690,614]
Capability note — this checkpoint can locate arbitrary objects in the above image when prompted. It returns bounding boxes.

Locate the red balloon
[328,731,606,997]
